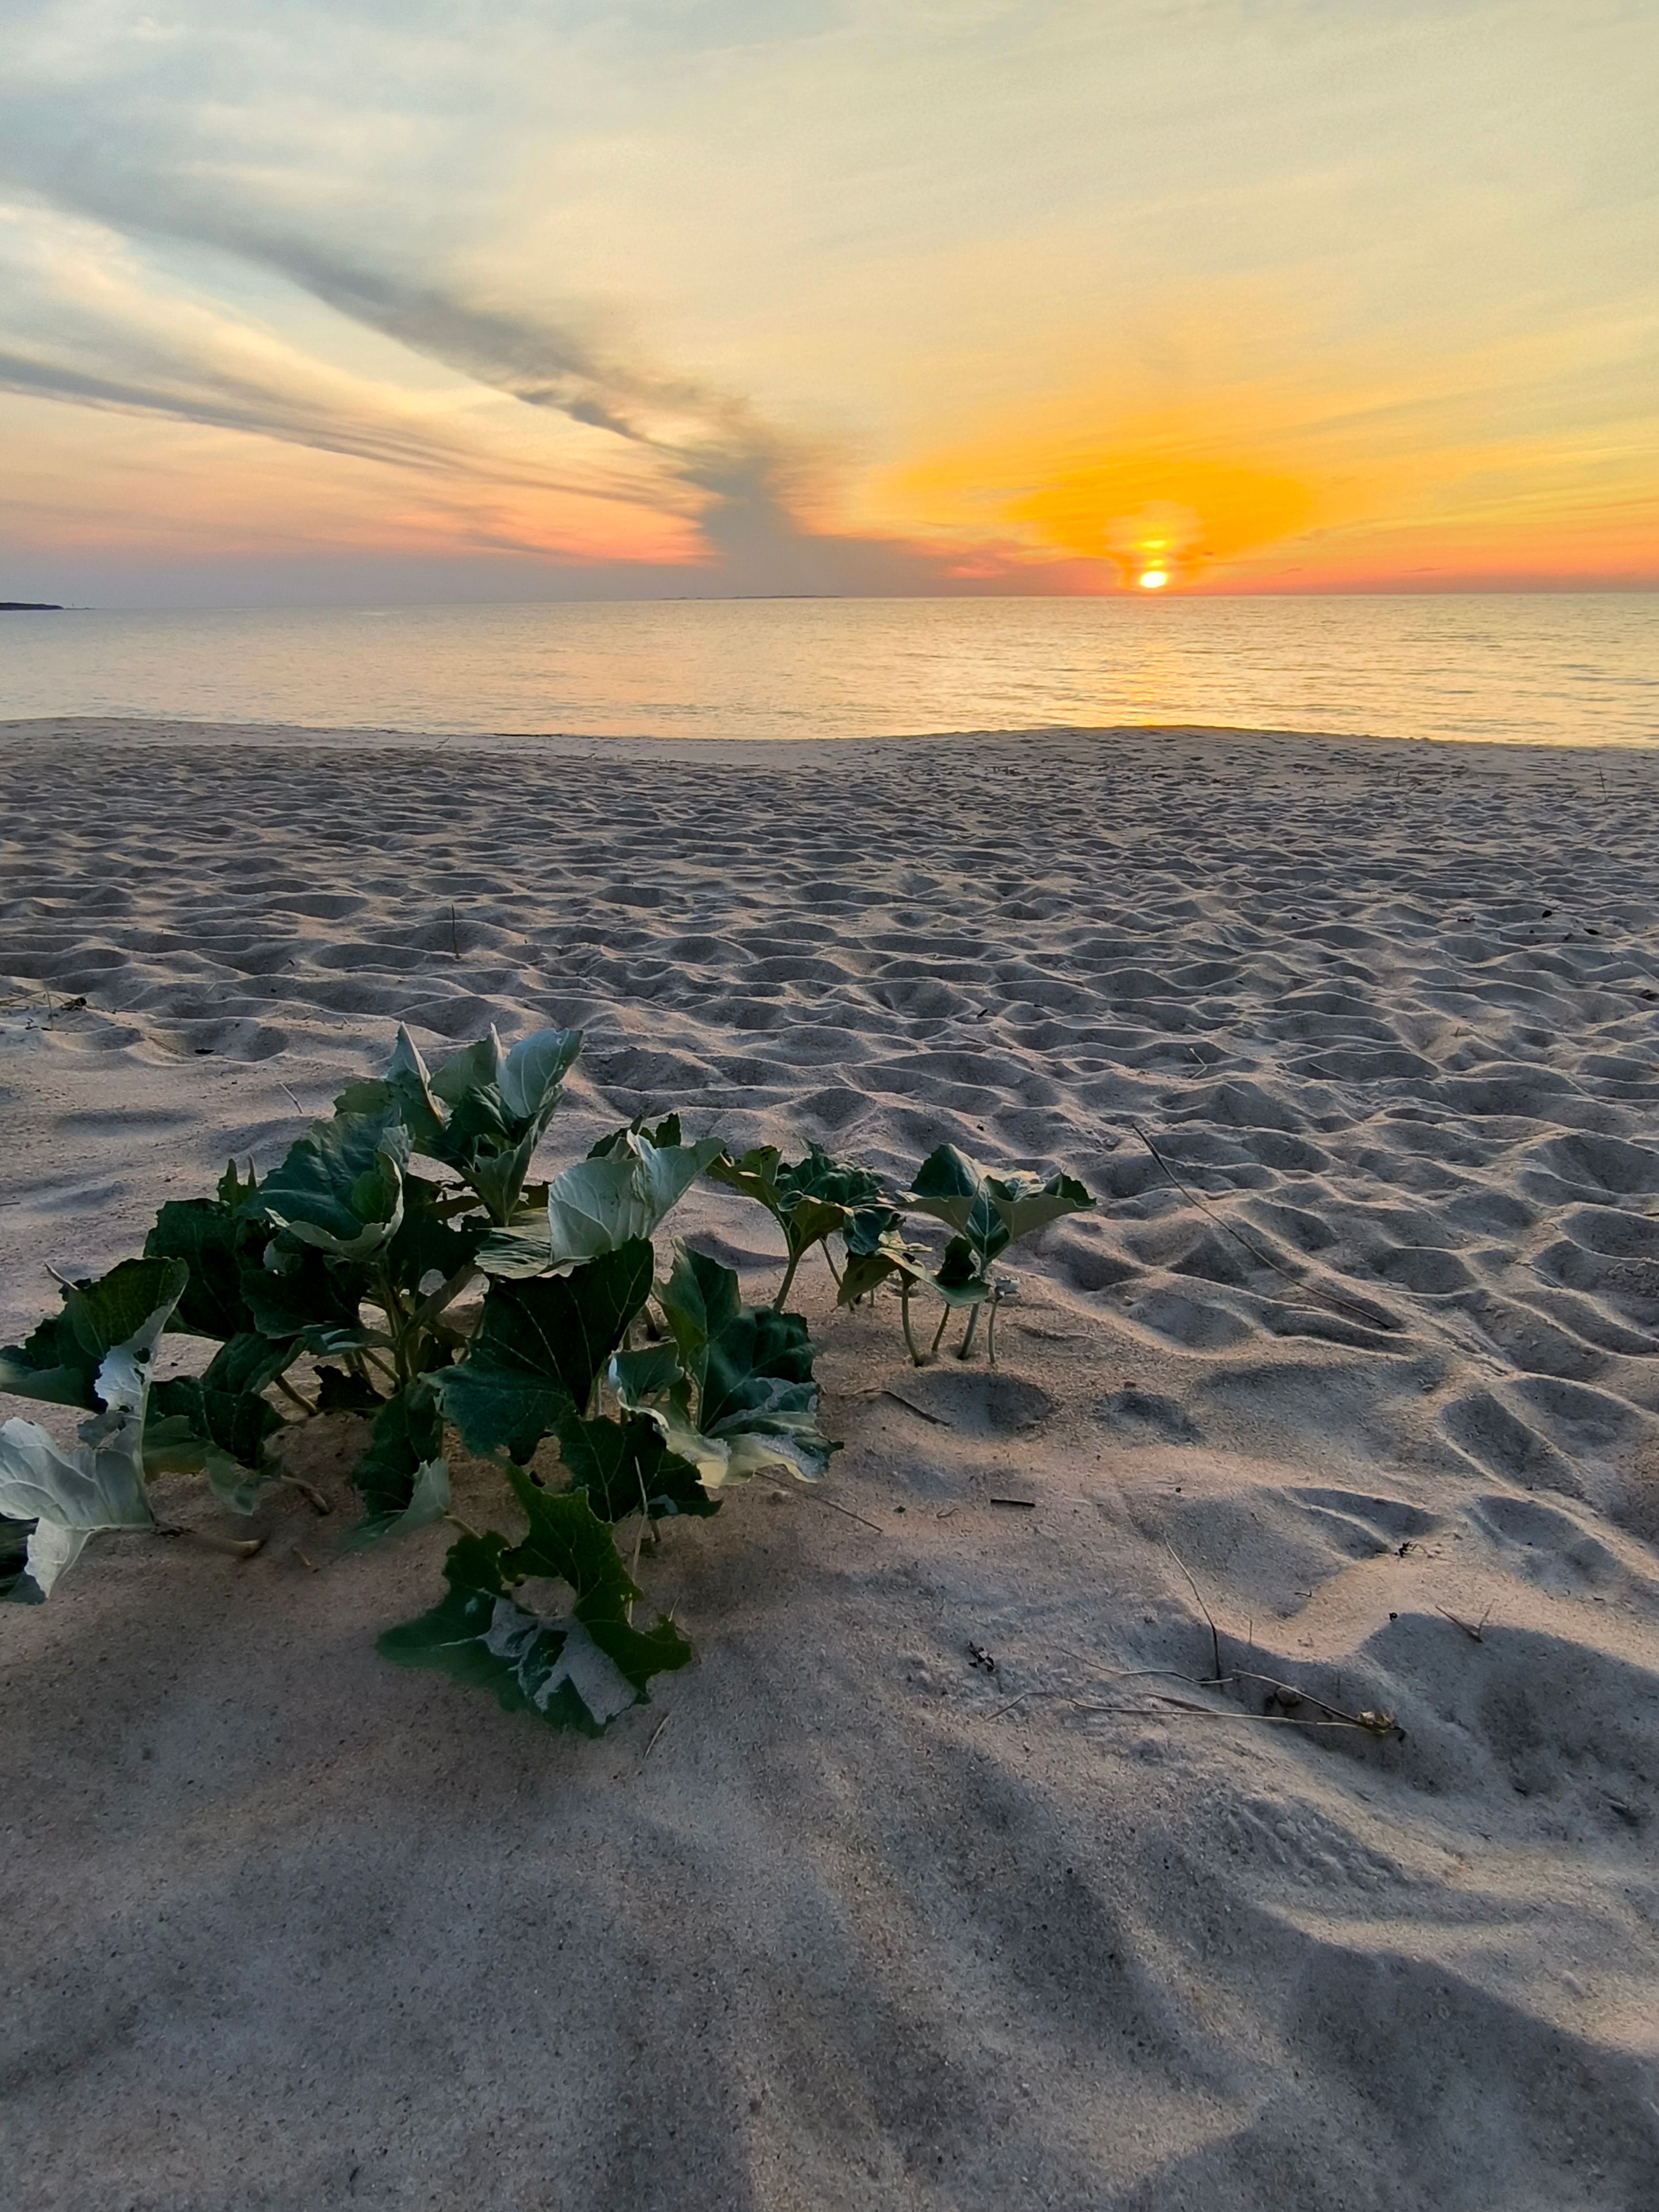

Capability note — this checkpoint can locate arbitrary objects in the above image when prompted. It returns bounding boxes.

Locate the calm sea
[1,593,1654,747]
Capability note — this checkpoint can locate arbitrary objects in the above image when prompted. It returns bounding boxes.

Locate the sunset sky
[2,1,1654,605]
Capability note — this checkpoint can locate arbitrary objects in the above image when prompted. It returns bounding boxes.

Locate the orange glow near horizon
[876,412,1335,590]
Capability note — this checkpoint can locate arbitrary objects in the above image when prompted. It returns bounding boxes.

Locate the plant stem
[823,1243,843,1289]
[443,1512,483,1541]
[773,1246,802,1311]
[901,1281,923,1364]
[377,1269,409,1331]
[957,1302,982,1360]
[627,1509,647,1622]
[408,1262,479,1338]
[273,1372,316,1417]
[928,1304,952,1361]
[985,1288,1002,1369]
[374,1268,409,1383]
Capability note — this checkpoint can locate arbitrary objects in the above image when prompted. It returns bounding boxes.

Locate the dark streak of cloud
[0,94,1010,591]
[0,14,1056,592]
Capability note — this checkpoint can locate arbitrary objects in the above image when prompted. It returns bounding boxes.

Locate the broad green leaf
[314,1364,384,1412]
[656,1240,739,1399]
[608,1341,687,1407]
[903,1147,1005,1273]
[0,1256,189,1409]
[996,1175,1094,1241]
[377,1530,556,1709]
[438,1239,654,1462]
[425,1028,503,1107]
[608,1349,728,1486]
[364,1023,583,1224]
[903,1146,1094,1275]
[375,1023,445,1147]
[145,1331,291,1510]
[606,1335,690,1424]
[522,1114,702,1274]
[498,1029,584,1127]
[844,1205,907,1257]
[377,1546,626,1733]
[377,1479,691,1735]
[589,1112,682,1158]
[465,1130,545,1232]
[382,1173,488,1299]
[837,1208,929,1308]
[240,1236,371,1348]
[0,1280,181,1595]
[836,1248,908,1306]
[474,1213,559,1280]
[144,1197,263,1339]
[708,1143,884,1267]
[662,1245,818,1432]
[259,1100,410,1261]
[555,1405,717,1523]
[1,1513,39,1604]
[701,1314,820,1431]
[921,1237,995,1311]
[544,1130,724,1267]
[625,1245,836,1484]
[504,1467,692,1702]
[607,1352,827,1484]
[341,1378,449,1547]
[903,1143,984,1225]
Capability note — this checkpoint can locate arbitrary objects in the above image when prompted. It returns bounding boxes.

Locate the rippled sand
[4,718,1658,2210]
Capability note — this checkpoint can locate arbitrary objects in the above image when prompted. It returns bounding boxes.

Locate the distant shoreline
[0,602,63,612]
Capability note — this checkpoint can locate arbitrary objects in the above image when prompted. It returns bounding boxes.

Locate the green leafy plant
[344,1022,582,1225]
[0,1026,833,1735]
[707,1143,884,1306]
[895,1145,1095,1361]
[378,1467,693,1736]
[0,1023,1094,1734]
[713,1141,1097,1366]
[614,1242,837,1483]
[0,1264,185,1597]
[836,1208,940,1363]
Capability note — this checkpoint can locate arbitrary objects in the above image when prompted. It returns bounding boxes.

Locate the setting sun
[1138,568,1168,589]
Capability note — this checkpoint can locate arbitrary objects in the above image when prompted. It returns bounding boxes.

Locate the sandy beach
[3,715,1658,2210]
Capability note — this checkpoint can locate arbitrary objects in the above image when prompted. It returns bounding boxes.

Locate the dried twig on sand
[880,1388,950,1426]
[1165,1539,1224,1682]
[1435,1602,1493,1643]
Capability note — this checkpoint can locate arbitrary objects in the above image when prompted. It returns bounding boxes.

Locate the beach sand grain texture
[2,718,1657,2211]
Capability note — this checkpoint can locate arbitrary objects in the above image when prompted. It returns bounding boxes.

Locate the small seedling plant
[0,1025,1092,1735]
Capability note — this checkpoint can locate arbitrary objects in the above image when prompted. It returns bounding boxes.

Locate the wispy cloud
[0,5,1013,591]
[0,206,682,509]
[1,1,1652,598]
[0,184,1027,588]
